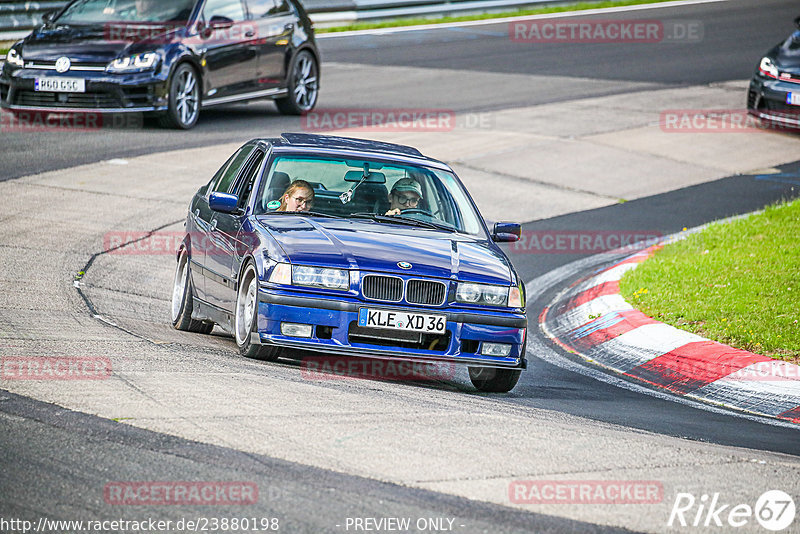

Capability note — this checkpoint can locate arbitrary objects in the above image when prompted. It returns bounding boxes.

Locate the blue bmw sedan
[172,133,527,392]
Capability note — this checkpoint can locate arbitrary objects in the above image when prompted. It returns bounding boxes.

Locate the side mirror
[492,222,521,243]
[209,15,235,30]
[209,192,240,214]
[42,11,56,25]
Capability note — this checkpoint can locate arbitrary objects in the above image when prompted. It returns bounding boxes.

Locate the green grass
[620,200,800,363]
[0,48,9,56]
[318,0,680,33]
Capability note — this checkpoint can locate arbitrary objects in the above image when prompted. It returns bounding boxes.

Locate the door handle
[245,30,255,38]
[284,23,293,31]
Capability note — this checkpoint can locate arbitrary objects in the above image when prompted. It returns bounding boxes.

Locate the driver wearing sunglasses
[385,177,423,216]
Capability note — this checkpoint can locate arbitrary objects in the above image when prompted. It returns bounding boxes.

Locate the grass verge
[318,0,681,33]
[620,199,800,363]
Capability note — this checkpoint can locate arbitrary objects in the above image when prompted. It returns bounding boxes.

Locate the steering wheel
[399,208,434,217]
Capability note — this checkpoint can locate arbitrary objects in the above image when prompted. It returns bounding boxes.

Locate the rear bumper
[256,289,528,369]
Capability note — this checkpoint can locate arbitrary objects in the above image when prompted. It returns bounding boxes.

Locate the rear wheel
[275,50,318,115]
[235,263,281,360]
[159,63,200,129]
[171,250,214,334]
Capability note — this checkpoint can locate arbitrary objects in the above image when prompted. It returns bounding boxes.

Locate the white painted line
[693,376,800,417]
[319,0,729,38]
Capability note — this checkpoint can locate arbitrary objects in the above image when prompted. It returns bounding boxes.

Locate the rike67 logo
[668,490,795,531]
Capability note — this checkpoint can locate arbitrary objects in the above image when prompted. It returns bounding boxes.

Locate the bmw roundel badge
[398,261,412,270]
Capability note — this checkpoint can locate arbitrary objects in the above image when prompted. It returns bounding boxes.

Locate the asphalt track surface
[2,0,800,531]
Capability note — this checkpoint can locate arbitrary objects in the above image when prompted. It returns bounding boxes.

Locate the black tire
[234,262,281,361]
[468,337,524,393]
[158,63,200,129]
[275,50,318,115]
[468,366,522,393]
[171,250,214,334]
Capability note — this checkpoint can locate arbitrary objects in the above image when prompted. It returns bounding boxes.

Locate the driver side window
[232,150,266,209]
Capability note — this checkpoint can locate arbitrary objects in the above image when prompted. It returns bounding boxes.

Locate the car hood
[255,216,513,285]
[20,23,182,63]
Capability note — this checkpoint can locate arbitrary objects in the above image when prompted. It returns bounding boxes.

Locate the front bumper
[747,75,800,127]
[255,288,528,369]
[0,65,169,113]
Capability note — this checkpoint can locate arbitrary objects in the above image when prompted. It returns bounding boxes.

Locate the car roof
[251,133,452,171]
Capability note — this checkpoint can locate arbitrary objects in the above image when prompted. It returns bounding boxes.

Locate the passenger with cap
[385,177,422,216]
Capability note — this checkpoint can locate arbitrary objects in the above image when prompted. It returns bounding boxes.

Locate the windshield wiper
[349,212,453,231]
[263,210,343,219]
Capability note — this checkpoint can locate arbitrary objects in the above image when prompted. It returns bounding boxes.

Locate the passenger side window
[211,145,256,195]
[204,0,247,21]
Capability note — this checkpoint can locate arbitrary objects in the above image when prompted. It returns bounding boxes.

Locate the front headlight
[456,282,519,307]
[267,263,349,291]
[106,52,159,73]
[6,48,24,68]
[759,56,779,79]
[293,266,349,290]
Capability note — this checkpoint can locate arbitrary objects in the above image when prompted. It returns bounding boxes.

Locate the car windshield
[56,0,196,24]
[254,155,485,236]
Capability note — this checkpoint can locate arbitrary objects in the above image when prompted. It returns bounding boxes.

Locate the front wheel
[468,366,521,393]
[275,50,318,115]
[235,263,281,360]
[159,63,200,129]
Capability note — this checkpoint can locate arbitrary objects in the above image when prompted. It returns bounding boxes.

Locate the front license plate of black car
[35,77,85,93]
[787,92,800,106]
[358,308,446,334]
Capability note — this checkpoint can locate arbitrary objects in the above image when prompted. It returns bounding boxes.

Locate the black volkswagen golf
[1,0,320,129]
[747,16,800,129]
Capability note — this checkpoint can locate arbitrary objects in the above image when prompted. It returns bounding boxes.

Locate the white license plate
[35,77,85,93]
[787,92,800,106]
[358,308,446,334]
